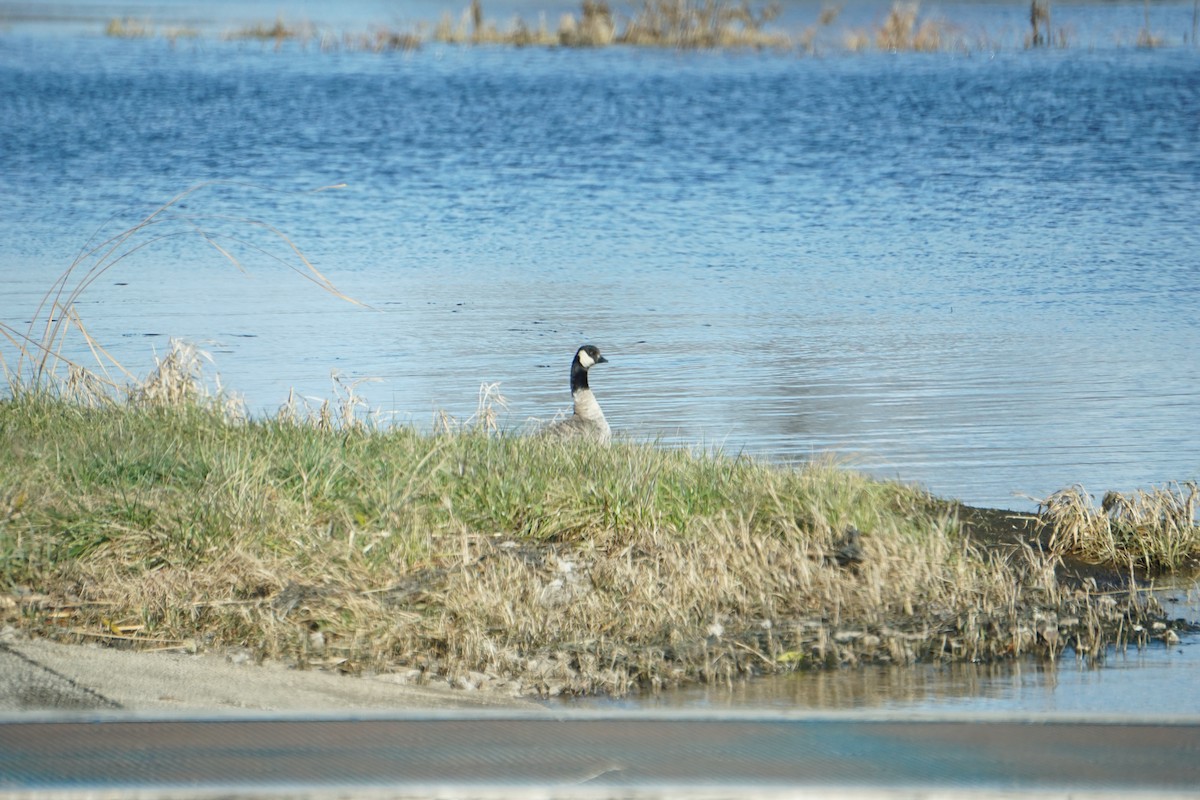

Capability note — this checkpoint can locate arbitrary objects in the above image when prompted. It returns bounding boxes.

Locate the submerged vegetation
[92,0,1189,55]
[0,184,1194,697]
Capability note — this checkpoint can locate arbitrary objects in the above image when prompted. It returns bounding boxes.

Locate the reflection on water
[563,643,1200,715]
[555,582,1200,713]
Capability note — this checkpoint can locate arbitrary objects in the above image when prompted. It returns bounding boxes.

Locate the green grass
[0,383,1175,696]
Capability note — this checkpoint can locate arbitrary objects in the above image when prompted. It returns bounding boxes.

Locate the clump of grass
[104,18,200,42]
[105,18,153,38]
[434,381,509,435]
[226,16,318,44]
[558,0,617,47]
[433,11,470,43]
[619,0,788,49]
[350,28,424,52]
[134,340,233,413]
[873,2,954,52]
[429,0,552,46]
[1040,483,1200,572]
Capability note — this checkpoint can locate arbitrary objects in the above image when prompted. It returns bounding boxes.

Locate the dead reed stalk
[875,2,951,52]
[1,181,361,402]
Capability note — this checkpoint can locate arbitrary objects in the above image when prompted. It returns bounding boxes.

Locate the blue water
[1,3,1198,514]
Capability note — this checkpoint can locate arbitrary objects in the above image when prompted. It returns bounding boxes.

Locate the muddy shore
[952,502,1177,589]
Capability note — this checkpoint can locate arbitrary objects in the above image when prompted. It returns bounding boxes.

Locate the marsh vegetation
[0,374,1185,697]
[1040,483,1200,573]
[95,0,1184,54]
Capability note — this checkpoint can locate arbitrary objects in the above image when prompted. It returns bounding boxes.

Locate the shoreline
[1,389,1195,700]
[1,500,1189,715]
[4,381,1195,700]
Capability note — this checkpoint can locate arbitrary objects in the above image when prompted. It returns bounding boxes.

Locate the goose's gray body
[541,345,610,443]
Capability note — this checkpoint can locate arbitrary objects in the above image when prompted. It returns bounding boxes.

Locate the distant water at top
[0,3,1197,510]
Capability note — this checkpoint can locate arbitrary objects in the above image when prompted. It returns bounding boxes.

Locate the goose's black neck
[570,359,590,393]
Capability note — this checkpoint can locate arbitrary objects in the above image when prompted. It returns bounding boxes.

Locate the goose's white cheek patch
[577,350,594,369]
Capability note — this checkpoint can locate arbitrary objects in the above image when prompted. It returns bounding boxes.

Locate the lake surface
[1,2,1197,515]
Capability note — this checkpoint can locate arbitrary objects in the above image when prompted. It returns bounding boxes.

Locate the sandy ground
[0,633,544,714]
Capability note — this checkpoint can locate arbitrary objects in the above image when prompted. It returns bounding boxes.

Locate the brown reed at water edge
[0,181,362,402]
[0,184,1188,697]
[1039,483,1200,572]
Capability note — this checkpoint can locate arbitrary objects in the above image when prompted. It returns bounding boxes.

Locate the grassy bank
[0,365,1184,697]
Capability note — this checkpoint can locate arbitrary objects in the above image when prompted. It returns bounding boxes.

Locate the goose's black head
[570,344,607,392]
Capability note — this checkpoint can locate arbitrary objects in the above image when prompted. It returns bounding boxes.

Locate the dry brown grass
[105,18,153,38]
[0,184,1184,701]
[225,17,317,43]
[351,28,424,52]
[874,2,956,53]
[429,0,556,46]
[619,0,788,49]
[0,181,361,400]
[558,0,617,47]
[100,2,1194,54]
[1040,483,1200,572]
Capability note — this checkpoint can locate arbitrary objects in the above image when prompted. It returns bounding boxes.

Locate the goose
[541,344,611,442]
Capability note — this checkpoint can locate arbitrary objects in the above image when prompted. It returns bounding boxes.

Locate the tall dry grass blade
[7,181,363,398]
[65,306,137,388]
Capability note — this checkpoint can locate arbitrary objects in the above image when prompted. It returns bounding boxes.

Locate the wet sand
[0,636,540,714]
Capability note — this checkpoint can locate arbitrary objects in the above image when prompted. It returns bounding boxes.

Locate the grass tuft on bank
[1040,483,1200,572]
